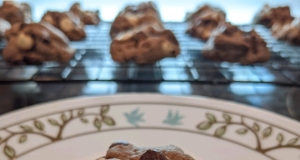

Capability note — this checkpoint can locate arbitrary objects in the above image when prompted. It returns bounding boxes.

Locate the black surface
[0,22,299,121]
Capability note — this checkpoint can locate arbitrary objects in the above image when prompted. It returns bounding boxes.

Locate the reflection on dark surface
[0,81,298,121]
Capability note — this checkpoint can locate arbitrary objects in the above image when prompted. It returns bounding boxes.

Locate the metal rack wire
[0,22,299,85]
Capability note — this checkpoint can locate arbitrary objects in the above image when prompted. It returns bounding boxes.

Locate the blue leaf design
[124,108,145,126]
[163,110,184,126]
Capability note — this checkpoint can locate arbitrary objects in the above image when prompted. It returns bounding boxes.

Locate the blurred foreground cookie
[0,1,32,24]
[203,22,270,64]
[110,2,180,65]
[3,22,75,65]
[41,11,86,41]
[70,3,100,25]
[97,141,195,160]
[254,5,294,28]
[186,4,226,41]
[272,18,300,45]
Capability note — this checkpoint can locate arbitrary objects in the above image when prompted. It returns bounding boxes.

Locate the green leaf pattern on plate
[276,133,284,144]
[236,128,248,135]
[48,119,60,126]
[4,145,16,158]
[19,135,27,143]
[222,113,231,123]
[34,120,45,131]
[206,113,217,123]
[215,126,226,137]
[197,122,213,130]
[262,126,272,139]
[94,118,102,130]
[0,104,299,159]
[20,125,33,132]
[287,138,299,146]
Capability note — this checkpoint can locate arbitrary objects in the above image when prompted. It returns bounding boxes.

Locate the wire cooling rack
[0,22,299,85]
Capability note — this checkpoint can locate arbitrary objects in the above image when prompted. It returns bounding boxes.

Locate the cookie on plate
[98,141,195,160]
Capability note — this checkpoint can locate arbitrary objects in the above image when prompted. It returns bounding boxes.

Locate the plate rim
[0,93,299,129]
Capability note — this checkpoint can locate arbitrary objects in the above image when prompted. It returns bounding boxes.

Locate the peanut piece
[162,41,177,57]
[59,18,74,32]
[43,15,54,25]
[126,14,139,26]
[17,32,34,51]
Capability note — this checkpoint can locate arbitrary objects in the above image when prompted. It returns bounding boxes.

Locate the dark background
[0,1,300,121]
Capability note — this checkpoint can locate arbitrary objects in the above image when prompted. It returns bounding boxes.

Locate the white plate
[0,94,299,160]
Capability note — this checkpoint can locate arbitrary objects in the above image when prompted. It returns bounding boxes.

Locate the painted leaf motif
[262,126,272,138]
[124,108,145,126]
[215,126,226,137]
[236,128,248,135]
[61,113,68,122]
[252,122,260,132]
[78,109,84,116]
[222,113,231,122]
[34,120,45,131]
[163,110,184,126]
[48,119,60,126]
[94,118,102,130]
[80,118,89,124]
[197,122,212,130]
[4,145,16,158]
[206,113,216,122]
[287,138,299,146]
[103,116,116,126]
[19,134,27,143]
[20,125,33,132]
[101,105,110,115]
[276,133,284,144]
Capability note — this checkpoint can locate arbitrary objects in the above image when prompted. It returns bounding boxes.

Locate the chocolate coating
[70,3,100,25]
[254,5,294,28]
[104,142,194,160]
[186,4,226,41]
[0,1,32,25]
[41,11,86,41]
[140,150,168,160]
[203,22,270,64]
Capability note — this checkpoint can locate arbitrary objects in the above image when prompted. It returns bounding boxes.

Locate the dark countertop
[0,23,300,121]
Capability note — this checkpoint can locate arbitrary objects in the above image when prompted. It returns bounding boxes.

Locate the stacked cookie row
[0,1,100,65]
[0,1,298,66]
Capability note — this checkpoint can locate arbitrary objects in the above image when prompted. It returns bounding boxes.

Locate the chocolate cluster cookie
[272,18,300,45]
[253,5,294,28]
[70,3,100,25]
[98,141,195,160]
[186,4,226,41]
[2,21,75,65]
[110,1,161,38]
[110,2,180,65]
[41,11,86,41]
[0,1,32,25]
[203,22,270,64]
